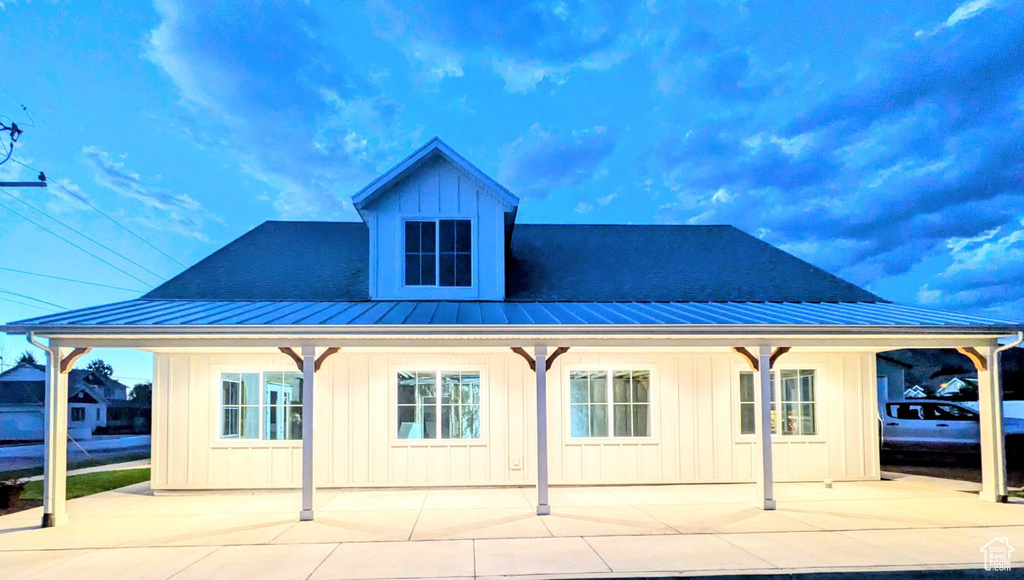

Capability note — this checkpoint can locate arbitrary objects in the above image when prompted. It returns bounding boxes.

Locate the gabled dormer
[352,138,519,301]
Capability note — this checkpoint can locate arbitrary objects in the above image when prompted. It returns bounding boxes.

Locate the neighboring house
[3,138,1021,527]
[904,385,928,398]
[0,362,129,441]
[934,376,979,397]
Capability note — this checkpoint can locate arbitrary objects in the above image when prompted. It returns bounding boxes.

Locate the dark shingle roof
[0,381,44,404]
[506,225,880,302]
[143,221,881,303]
[0,372,113,405]
[146,222,370,301]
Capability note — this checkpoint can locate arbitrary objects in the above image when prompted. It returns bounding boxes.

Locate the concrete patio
[1,474,1022,579]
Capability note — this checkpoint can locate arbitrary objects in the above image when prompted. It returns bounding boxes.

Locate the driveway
[1,474,1022,579]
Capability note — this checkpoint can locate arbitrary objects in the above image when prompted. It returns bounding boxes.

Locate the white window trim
[211,366,304,448]
[563,364,658,445]
[400,216,475,289]
[733,363,825,443]
[389,365,487,447]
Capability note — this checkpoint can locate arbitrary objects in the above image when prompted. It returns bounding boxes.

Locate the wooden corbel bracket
[511,347,570,372]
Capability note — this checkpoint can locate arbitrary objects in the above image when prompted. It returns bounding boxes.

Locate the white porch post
[300,346,316,520]
[42,345,69,527]
[755,346,776,510]
[977,345,1008,503]
[535,346,551,516]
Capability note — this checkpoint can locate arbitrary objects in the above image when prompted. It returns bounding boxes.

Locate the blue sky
[1,0,1022,384]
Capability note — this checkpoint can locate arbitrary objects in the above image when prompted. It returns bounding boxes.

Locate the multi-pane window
[779,370,816,436]
[404,221,436,286]
[439,219,472,287]
[738,372,775,435]
[404,219,472,287]
[397,370,480,440]
[738,370,816,436]
[570,370,651,438]
[220,371,302,440]
[441,372,480,438]
[570,371,608,437]
[71,407,85,422]
[263,371,303,440]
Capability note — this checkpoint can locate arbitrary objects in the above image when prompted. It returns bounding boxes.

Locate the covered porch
[21,333,1021,529]
[3,298,1020,528]
[1,475,1022,578]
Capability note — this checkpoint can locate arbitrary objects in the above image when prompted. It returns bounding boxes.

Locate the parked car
[881,400,1024,456]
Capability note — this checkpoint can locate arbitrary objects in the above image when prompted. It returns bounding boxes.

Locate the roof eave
[4,323,1020,340]
[351,137,519,215]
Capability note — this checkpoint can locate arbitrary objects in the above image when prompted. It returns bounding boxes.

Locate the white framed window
[738,369,817,436]
[219,371,303,441]
[570,369,651,438]
[70,407,85,422]
[404,219,472,287]
[396,370,481,440]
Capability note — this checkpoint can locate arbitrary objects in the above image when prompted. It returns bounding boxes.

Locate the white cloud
[944,220,1024,275]
[145,0,410,220]
[81,145,220,241]
[597,192,617,206]
[916,0,1000,37]
[917,283,942,305]
[574,201,594,214]
[492,59,561,94]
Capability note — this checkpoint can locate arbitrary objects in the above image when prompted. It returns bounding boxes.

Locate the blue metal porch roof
[4,300,1019,331]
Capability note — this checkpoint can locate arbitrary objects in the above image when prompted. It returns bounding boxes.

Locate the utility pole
[0,172,47,188]
[1,112,47,188]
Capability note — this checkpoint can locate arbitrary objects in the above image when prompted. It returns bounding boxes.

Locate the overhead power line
[10,158,187,268]
[0,295,60,313]
[0,266,145,293]
[0,85,188,268]
[0,192,155,288]
[0,187,165,282]
[0,287,67,310]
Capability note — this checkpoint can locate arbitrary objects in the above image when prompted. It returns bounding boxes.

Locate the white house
[0,362,123,441]
[3,138,1022,528]
[935,376,979,397]
[904,385,928,398]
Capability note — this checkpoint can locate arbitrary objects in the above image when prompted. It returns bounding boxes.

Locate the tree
[16,351,37,365]
[130,382,152,405]
[86,359,113,377]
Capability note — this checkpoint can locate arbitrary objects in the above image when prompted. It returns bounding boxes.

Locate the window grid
[438,219,472,287]
[404,219,472,288]
[739,370,815,436]
[219,371,302,441]
[612,370,651,437]
[397,370,481,440]
[571,370,651,438]
[397,371,437,439]
[404,221,437,286]
[441,372,481,439]
[570,371,609,438]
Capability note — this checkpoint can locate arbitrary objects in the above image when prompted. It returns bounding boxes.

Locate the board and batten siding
[150,348,879,491]
[362,155,508,301]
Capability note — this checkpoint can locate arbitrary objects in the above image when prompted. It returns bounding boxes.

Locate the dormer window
[405,219,472,287]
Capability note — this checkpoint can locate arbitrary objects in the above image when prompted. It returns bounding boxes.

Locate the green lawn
[21,468,150,501]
